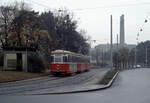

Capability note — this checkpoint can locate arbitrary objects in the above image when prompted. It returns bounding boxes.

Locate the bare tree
[0,5,15,46]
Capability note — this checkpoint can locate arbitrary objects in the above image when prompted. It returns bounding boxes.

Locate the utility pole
[117,34,119,49]
[116,34,119,69]
[134,37,138,68]
[110,15,113,69]
[102,48,104,67]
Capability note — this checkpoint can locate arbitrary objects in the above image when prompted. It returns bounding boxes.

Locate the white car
[136,65,141,68]
[134,65,141,68]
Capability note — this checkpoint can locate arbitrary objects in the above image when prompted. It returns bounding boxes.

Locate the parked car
[133,65,141,68]
[136,65,141,68]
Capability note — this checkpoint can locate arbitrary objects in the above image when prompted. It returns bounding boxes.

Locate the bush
[99,69,118,85]
[27,52,48,73]
[0,52,3,66]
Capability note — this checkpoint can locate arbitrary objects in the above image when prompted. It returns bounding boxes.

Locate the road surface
[1,68,150,103]
[0,69,107,95]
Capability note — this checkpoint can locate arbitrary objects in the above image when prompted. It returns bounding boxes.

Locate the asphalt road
[1,68,150,103]
[0,68,107,95]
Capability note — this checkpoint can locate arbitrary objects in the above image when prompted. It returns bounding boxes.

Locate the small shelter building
[3,46,36,72]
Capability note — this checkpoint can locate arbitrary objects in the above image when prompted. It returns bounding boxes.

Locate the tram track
[0,69,107,95]
[0,76,61,88]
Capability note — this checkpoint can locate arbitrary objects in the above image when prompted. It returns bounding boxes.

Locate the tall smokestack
[120,14,125,47]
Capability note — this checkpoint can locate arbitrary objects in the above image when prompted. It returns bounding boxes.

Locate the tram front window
[55,56,62,62]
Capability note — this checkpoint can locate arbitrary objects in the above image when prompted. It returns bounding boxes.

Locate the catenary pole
[110,15,113,69]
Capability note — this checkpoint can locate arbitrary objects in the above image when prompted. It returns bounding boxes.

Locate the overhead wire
[2,0,150,12]
[72,2,150,11]
[24,0,150,12]
[136,12,150,43]
[25,0,53,10]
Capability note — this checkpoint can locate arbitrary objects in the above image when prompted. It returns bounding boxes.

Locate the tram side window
[63,56,68,62]
[71,56,76,63]
[73,56,78,62]
[77,56,81,62]
[51,56,54,62]
[80,57,84,63]
[68,55,72,62]
[72,56,75,62]
[78,57,81,62]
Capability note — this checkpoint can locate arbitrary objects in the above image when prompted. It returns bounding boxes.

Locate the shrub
[27,52,48,73]
[99,69,118,85]
[0,52,3,66]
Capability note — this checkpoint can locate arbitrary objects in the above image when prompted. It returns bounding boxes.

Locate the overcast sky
[1,0,150,46]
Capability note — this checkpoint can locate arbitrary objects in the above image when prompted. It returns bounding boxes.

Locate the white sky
[1,0,150,46]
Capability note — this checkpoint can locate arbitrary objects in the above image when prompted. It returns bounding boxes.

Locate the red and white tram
[50,50,90,75]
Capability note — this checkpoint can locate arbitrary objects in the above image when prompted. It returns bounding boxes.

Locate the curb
[32,71,119,95]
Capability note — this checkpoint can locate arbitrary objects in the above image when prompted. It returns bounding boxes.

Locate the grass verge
[98,69,118,85]
[0,70,48,83]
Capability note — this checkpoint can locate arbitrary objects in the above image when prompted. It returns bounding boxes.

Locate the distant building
[92,43,136,65]
[95,43,136,52]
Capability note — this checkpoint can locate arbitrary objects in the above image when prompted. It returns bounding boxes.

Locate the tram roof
[51,49,89,57]
[51,50,72,54]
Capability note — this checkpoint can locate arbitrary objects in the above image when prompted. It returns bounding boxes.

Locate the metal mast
[110,15,113,69]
